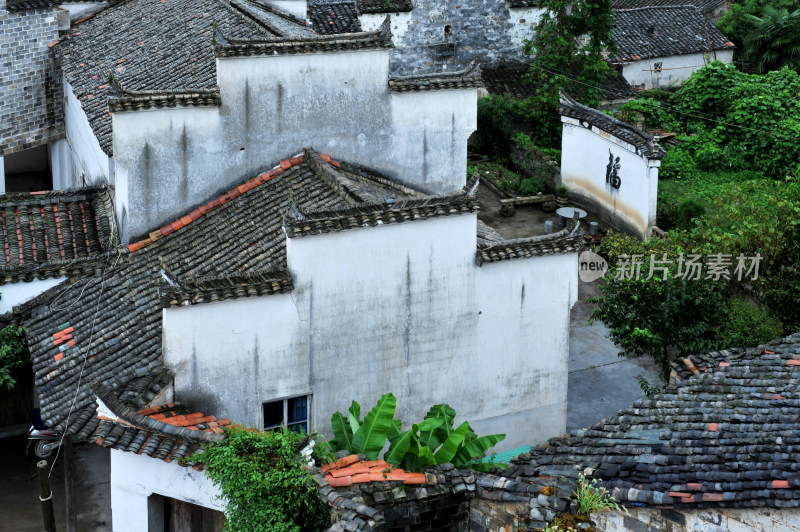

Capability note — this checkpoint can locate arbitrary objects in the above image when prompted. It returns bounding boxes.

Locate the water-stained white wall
[360,11,413,39]
[163,214,577,451]
[64,78,111,188]
[560,117,659,239]
[507,7,546,46]
[110,449,224,532]
[621,50,733,90]
[0,277,66,314]
[111,49,476,242]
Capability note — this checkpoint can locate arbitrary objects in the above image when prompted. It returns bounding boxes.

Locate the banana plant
[330,392,396,460]
[329,395,506,471]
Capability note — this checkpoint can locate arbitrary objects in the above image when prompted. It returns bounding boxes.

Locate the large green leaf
[347,401,362,436]
[351,393,396,460]
[330,411,354,452]
[417,445,437,467]
[423,404,456,449]
[433,421,469,464]
[385,429,414,466]
[452,433,506,468]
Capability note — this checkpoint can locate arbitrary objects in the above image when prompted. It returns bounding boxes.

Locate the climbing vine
[195,426,333,532]
[0,323,29,391]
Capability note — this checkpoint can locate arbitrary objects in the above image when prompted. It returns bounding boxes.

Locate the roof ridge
[388,58,483,92]
[304,148,365,206]
[126,153,309,252]
[216,0,284,36]
[94,382,224,444]
[214,14,394,57]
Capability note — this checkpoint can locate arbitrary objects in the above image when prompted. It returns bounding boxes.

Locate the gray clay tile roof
[612,0,727,14]
[0,187,117,285]
[483,62,635,102]
[502,333,800,510]
[92,379,226,465]
[559,90,666,159]
[476,221,583,264]
[53,0,276,155]
[309,1,362,34]
[611,6,734,63]
[4,0,98,10]
[355,0,412,14]
[507,0,543,7]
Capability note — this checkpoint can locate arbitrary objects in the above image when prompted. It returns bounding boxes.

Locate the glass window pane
[263,400,284,429]
[288,396,307,424]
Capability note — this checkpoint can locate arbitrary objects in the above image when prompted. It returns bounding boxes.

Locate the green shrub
[720,298,784,347]
[676,198,706,230]
[196,426,331,532]
[519,177,546,196]
[659,147,697,180]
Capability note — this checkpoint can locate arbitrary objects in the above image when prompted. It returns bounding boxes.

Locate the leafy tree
[0,324,29,391]
[742,6,800,73]
[718,0,800,59]
[195,426,331,532]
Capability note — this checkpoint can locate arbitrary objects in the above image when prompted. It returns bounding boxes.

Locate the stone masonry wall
[0,0,63,156]
[381,1,540,75]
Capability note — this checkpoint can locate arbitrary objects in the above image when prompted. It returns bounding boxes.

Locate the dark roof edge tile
[108,82,221,113]
[93,382,224,444]
[214,15,394,57]
[389,58,483,92]
[559,90,666,159]
[160,268,294,308]
[356,0,413,14]
[476,217,584,264]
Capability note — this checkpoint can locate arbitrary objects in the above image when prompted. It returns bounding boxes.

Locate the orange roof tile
[322,456,432,487]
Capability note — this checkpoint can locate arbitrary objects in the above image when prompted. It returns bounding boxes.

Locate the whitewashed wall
[264,0,306,19]
[110,449,224,532]
[360,12,414,39]
[0,157,4,193]
[111,49,476,242]
[507,7,546,45]
[560,117,659,239]
[0,277,66,314]
[621,50,734,90]
[63,79,111,188]
[164,214,577,451]
[595,506,800,532]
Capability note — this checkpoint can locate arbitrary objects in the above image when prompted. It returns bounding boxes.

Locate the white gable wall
[110,448,224,532]
[595,506,800,532]
[561,117,659,239]
[63,78,111,188]
[111,49,476,242]
[620,50,733,90]
[163,214,577,450]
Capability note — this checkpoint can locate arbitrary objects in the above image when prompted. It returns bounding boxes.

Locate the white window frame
[263,394,312,433]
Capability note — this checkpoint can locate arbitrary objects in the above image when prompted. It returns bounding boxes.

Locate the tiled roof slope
[93,381,227,465]
[5,0,102,10]
[52,0,307,155]
[0,187,116,285]
[483,62,635,102]
[503,333,800,510]
[612,0,727,13]
[309,1,362,34]
[559,90,666,159]
[388,59,483,92]
[355,0,412,14]
[612,6,734,62]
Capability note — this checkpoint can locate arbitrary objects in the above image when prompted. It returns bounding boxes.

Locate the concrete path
[566,280,661,433]
[0,434,112,532]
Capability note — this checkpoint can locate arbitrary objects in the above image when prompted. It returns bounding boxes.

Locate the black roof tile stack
[309,1,362,34]
[612,6,734,62]
[503,333,800,510]
[355,0,412,14]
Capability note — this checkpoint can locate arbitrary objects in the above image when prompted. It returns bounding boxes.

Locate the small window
[444,25,451,37]
[654,62,663,73]
[263,395,310,433]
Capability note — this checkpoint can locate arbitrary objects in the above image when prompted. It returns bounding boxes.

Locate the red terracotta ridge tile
[772,480,790,489]
[127,242,143,252]
[686,483,702,491]
[708,423,718,432]
[54,353,64,361]
[320,154,331,162]
[369,472,388,481]
[280,160,292,169]
[383,471,408,482]
[54,338,65,346]
[403,473,427,485]
[764,349,775,354]
[787,360,800,366]
[180,215,192,226]
[186,412,206,420]
[329,160,341,168]
[138,405,169,416]
[669,491,690,497]
[160,224,175,236]
[765,394,786,400]
[719,362,730,367]
[351,473,371,483]
[149,230,163,242]
[702,493,723,502]
[327,475,353,487]
[329,467,361,478]
[48,40,60,48]
[288,155,303,165]
[237,184,249,194]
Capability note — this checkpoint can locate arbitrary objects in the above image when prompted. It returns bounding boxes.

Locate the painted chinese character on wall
[606,150,621,189]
